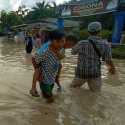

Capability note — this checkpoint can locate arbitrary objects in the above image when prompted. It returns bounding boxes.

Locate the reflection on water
[0,37,125,125]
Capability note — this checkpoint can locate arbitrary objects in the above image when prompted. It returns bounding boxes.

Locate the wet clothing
[32,41,50,69]
[36,41,50,55]
[72,36,112,79]
[40,83,54,98]
[32,41,64,80]
[72,77,102,92]
[35,49,60,85]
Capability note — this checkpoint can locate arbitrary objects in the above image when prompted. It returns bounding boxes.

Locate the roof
[11,24,27,29]
[43,18,79,28]
[11,18,80,30]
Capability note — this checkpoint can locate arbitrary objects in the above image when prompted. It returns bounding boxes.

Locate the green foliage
[7,12,23,26]
[0,1,57,32]
[79,14,114,31]
[77,29,112,40]
[0,10,23,32]
[101,30,112,39]
[24,1,57,22]
[0,25,4,33]
[112,46,125,59]
[0,10,8,26]
[79,29,89,39]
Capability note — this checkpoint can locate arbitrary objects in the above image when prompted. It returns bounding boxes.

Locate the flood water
[0,37,125,125]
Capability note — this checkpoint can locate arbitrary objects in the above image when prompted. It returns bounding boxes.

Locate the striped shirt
[35,50,60,85]
[72,36,112,79]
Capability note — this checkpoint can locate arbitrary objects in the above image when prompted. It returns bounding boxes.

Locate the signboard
[58,0,119,17]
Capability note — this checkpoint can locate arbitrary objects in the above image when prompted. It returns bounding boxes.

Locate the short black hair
[50,30,65,41]
[66,35,78,44]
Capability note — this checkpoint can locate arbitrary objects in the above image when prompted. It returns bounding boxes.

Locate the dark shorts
[40,83,54,98]
[26,44,33,54]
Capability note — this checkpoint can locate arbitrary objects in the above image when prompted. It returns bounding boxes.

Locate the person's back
[71,22,115,92]
[72,36,111,79]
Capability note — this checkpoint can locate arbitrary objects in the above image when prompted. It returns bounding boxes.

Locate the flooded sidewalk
[0,38,125,125]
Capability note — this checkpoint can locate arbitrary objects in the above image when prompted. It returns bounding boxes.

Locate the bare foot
[30,89,40,97]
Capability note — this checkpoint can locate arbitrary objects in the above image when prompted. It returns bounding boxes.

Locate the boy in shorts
[30,33,77,97]
[30,30,50,97]
[35,30,65,103]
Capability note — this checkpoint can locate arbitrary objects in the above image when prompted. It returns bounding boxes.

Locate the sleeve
[40,57,55,84]
[34,53,43,65]
[71,42,81,55]
[103,42,112,63]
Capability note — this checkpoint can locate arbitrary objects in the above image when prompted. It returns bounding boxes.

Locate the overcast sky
[0,0,69,11]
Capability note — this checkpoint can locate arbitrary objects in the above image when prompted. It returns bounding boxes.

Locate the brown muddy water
[0,37,125,125]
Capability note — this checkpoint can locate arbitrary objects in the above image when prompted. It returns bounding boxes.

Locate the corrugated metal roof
[11,18,80,30]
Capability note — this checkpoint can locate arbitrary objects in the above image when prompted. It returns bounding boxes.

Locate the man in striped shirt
[35,30,65,103]
[71,22,116,92]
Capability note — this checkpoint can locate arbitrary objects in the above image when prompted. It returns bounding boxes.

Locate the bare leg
[55,64,62,91]
[70,78,86,88]
[30,69,40,97]
[32,70,38,90]
[88,77,102,92]
[55,75,61,89]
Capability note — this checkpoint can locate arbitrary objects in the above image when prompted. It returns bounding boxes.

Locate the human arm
[106,60,116,74]
[103,43,116,74]
[71,42,81,55]
[34,53,43,65]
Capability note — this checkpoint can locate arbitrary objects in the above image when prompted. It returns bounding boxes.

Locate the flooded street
[0,37,125,125]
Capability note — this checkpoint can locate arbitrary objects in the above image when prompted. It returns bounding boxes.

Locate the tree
[24,1,58,22]
[0,10,24,33]
[32,1,48,18]
[0,10,8,33]
[0,10,8,25]
[7,11,23,26]
[0,1,59,33]
[16,5,29,17]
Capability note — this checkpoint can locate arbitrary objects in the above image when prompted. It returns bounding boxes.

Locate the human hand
[108,66,116,75]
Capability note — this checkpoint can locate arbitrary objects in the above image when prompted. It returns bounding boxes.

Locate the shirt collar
[88,36,101,41]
